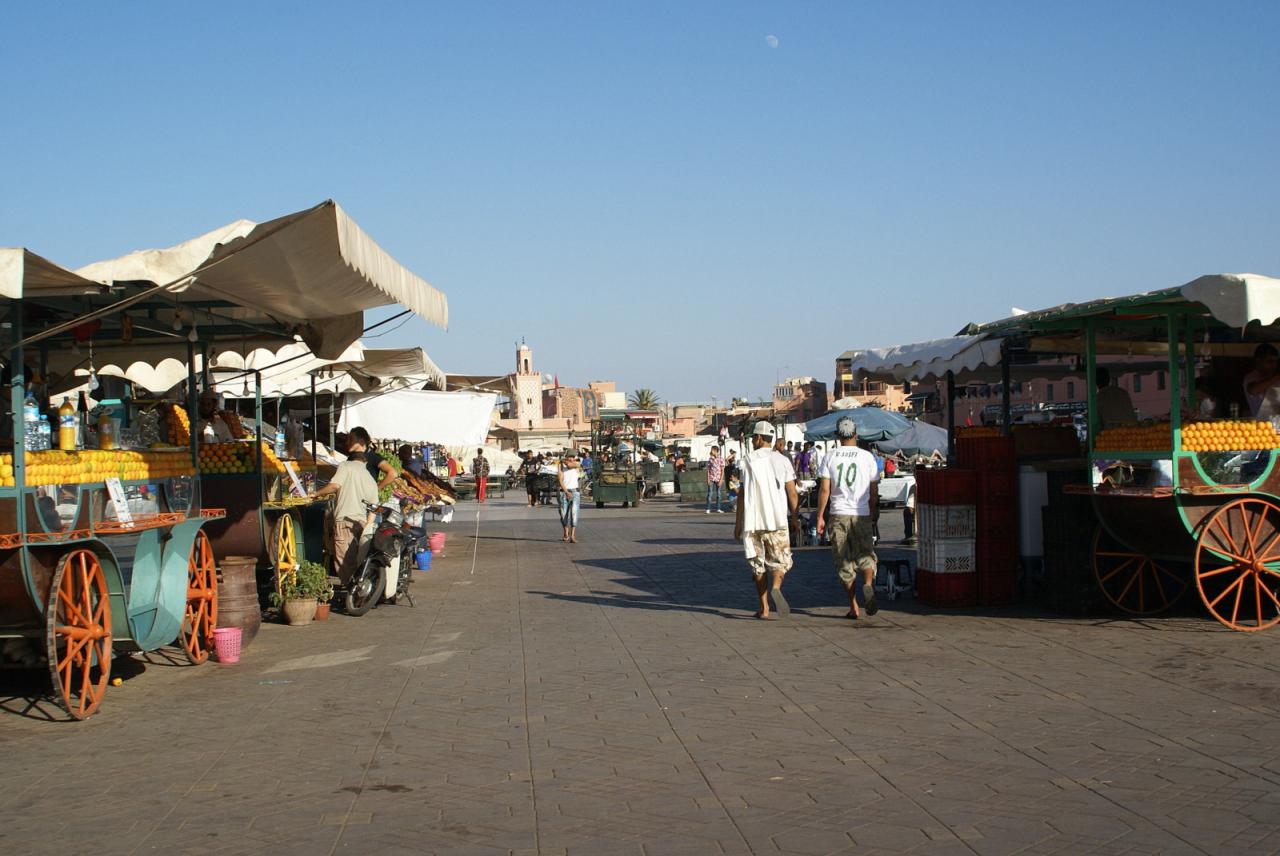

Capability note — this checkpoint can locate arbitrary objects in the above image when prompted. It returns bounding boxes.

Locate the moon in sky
[765,34,779,49]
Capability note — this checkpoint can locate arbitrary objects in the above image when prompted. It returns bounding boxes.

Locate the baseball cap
[836,416,858,439]
[751,420,777,438]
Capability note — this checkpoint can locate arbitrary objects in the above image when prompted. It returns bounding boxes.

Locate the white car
[878,473,915,506]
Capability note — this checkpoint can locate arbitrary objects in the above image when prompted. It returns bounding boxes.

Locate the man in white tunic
[734,421,799,619]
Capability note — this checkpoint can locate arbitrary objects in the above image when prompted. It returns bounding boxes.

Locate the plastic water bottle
[275,416,286,460]
[38,415,52,450]
[22,389,39,451]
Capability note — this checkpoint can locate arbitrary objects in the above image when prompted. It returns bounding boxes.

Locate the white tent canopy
[75,200,448,359]
[338,389,496,447]
[0,248,106,299]
[848,335,1003,384]
[1179,273,1280,329]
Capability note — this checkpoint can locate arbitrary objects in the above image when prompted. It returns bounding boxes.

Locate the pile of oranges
[198,443,255,474]
[0,450,196,487]
[166,403,191,446]
[198,442,289,475]
[260,442,287,474]
[1094,423,1173,452]
[1181,420,1280,452]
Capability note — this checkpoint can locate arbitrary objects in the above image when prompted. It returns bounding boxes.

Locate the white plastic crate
[918,536,977,574]
[918,503,976,540]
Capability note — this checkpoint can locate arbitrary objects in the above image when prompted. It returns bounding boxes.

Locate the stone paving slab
[2,496,1280,854]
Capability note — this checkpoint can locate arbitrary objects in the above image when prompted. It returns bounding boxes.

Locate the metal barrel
[216,555,262,648]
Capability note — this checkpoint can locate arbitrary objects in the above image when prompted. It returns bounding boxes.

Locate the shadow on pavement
[0,654,149,722]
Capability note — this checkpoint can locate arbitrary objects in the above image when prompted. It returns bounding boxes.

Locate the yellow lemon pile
[1,450,196,487]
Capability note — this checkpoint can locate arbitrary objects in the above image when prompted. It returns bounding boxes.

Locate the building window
[1047,384,1055,402]
[1157,371,1166,391]
[1134,375,1143,393]
[1067,381,1075,399]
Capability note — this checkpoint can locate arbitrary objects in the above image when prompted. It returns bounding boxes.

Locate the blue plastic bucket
[415,550,432,571]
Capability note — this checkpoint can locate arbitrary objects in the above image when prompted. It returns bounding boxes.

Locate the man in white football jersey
[816,416,880,618]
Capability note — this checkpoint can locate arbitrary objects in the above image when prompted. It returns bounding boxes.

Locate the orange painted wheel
[45,549,112,720]
[1195,498,1280,632]
[180,530,218,663]
[1093,527,1187,615]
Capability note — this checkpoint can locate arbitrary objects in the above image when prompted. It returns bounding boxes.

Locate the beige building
[772,376,829,423]
[833,353,910,411]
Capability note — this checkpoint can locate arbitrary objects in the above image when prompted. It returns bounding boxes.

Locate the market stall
[960,272,1280,631]
[0,249,260,718]
[77,201,449,598]
[0,200,450,718]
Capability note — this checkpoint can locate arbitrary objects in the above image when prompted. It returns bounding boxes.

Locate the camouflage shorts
[744,528,793,577]
[829,515,877,585]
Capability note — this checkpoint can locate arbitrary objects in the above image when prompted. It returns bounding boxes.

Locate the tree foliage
[629,388,660,409]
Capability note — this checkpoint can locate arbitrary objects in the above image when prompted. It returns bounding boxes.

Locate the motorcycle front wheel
[345,560,385,616]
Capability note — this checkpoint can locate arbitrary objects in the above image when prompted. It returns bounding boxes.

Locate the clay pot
[314,602,330,621]
[282,598,318,626]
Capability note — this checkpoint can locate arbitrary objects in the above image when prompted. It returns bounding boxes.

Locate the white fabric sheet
[338,390,496,447]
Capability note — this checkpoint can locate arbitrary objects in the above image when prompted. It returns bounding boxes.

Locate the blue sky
[4,2,1278,403]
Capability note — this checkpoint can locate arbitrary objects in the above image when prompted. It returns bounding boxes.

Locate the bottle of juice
[58,397,77,451]
[98,410,116,450]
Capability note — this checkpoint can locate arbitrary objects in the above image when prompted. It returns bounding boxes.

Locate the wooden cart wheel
[180,530,218,663]
[1195,497,1280,632]
[45,548,112,720]
[1093,527,1187,615]
[272,512,298,594]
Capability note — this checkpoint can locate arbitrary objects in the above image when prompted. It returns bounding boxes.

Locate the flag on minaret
[554,375,560,389]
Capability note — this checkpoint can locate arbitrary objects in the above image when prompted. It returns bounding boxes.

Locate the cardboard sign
[104,477,134,526]
[283,461,307,498]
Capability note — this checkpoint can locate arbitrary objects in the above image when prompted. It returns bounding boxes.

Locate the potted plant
[309,562,335,621]
[269,562,327,626]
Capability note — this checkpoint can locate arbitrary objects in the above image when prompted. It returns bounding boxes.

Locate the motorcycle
[344,498,424,616]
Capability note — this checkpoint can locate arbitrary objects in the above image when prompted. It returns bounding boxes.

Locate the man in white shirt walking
[734,421,800,619]
[816,416,881,618]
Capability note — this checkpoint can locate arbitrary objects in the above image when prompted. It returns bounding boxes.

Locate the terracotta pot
[314,602,330,621]
[282,598,318,626]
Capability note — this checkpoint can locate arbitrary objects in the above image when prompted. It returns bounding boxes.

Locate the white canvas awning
[0,248,107,299]
[338,389,497,447]
[218,345,444,399]
[75,200,448,359]
[849,335,1003,384]
[1180,273,1280,329]
[328,348,445,391]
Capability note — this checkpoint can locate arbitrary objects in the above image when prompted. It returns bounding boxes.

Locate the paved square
[3,497,1279,855]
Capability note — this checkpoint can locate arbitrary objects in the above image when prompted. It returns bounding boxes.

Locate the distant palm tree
[629,388,660,410]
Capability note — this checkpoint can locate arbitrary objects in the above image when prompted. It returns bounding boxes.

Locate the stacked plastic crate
[915,469,977,606]
[957,435,1019,605]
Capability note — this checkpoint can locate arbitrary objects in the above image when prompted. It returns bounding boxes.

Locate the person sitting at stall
[1244,343,1280,417]
[397,444,424,476]
[196,390,233,444]
[312,449,378,583]
[1095,367,1136,428]
[346,426,396,490]
[1194,377,1220,419]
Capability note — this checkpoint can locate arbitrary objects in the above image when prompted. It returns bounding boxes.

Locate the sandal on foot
[862,584,879,616]
[845,609,861,620]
